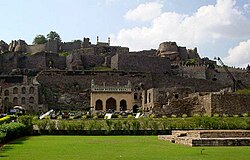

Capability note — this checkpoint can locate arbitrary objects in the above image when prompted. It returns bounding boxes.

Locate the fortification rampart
[179,65,207,79]
[26,44,46,53]
[60,41,81,52]
[111,54,171,73]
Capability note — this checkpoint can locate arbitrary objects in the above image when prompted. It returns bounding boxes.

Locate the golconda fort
[0,37,249,117]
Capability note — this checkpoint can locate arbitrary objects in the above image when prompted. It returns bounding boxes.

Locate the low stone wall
[192,138,250,146]
[159,130,250,146]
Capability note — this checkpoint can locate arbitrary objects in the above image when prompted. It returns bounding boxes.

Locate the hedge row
[33,117,250,135]
[0,115,33,144]
[0,122,26,143]
[0,116,11,125]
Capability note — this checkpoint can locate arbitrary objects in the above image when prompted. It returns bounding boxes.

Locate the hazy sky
[0,0,250,67]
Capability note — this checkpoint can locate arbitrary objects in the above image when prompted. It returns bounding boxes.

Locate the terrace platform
[159,130,250,146]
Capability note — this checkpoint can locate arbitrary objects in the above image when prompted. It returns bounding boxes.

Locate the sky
[0,0,250,67]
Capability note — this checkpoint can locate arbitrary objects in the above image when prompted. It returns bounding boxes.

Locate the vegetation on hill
[236,88,250,94]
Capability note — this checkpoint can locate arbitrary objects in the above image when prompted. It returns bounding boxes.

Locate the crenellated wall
[180,65,207,79]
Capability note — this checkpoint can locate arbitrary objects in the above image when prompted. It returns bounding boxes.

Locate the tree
[47,31,61,42]
[33,35,47,44]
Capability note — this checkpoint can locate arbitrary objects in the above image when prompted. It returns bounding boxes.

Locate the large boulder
[8,40,27,53]
[0,40,9,53]
[156,42,180,62]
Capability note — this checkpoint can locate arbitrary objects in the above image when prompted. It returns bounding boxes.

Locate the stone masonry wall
[26,44,46,53]
[81,54,105,68]
[180,65,207,79]
[211,94,250,116]
[60,42,81,52]
[111,54,171,73]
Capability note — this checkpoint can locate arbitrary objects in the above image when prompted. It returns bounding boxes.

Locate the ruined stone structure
[151,90,250,117]
[142,87,194,111]
[199,92,250,116]
[0,51,65,74]
[0,75,43,113]
[0,37,249,114]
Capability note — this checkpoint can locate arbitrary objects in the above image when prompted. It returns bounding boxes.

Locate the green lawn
[0,136,250,160]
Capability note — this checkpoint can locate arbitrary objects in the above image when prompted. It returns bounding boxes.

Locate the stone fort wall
[210,93,250,116]
[180,65,207,79]
[111,54,171,73]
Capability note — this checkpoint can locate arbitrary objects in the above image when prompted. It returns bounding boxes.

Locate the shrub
[113,120,123,130]
[149,114,156,118]
[203,113,210,117]
[48,120,57,131]
[105,120,113,132]
[93,115,98,119]
[131,120,140,131]
[0,122,26,143]
[36,119,49,130]
[171,114,177,118]
[222,113,228,117]
[0,116,11,125]
[242,113,249,117]
[127,115,134,119]
[192,113,200,117]
[17,115,33,135]
[57,120,68,130]
[182,114,188,118]
[213,113,219,117]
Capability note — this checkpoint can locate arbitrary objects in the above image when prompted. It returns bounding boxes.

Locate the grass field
[0,136,250,160]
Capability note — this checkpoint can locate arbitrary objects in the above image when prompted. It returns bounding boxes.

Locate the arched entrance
[106,97,116,111]
[120,100,127,111]
[95,99,103,110]
[133,105,139,113]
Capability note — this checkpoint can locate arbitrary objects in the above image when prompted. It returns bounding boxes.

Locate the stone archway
[106,97,116,111]
[120,100,127,111]
[133,105,139,113]
[95,99,103,110]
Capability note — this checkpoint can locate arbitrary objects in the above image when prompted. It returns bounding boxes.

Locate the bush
[149,114,156,118]
[171,114,177,118]
[213,113,219,117]
[0,122,26,143]
[17,115,33,135]
[36,119,49,130]
[0,116,11,125]
[127,115,134,119]
[182,114,188,118]
[242,113,249,117]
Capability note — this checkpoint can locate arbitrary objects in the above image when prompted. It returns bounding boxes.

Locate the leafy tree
[47,31,61,42]
[33,35,47,44]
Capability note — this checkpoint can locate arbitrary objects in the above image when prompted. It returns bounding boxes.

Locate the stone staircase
[159,130,250,146]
